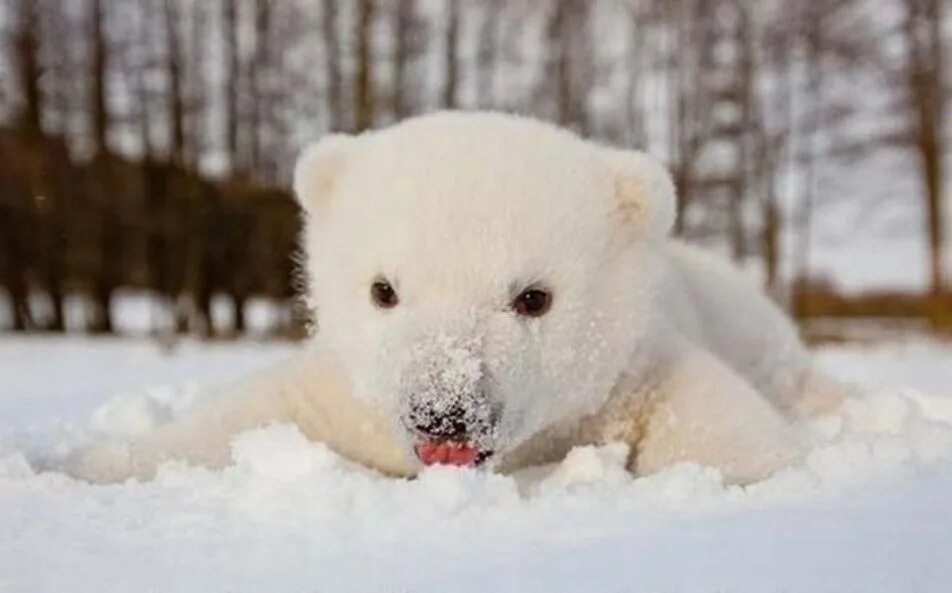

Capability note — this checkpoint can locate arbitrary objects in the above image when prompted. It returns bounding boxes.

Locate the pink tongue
[415,440,478,466]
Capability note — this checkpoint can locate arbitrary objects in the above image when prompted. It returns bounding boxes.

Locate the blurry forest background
[0,0,948,341]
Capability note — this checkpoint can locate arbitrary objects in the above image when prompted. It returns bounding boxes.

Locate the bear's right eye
[371,279,399,309]
[513,287,552,317]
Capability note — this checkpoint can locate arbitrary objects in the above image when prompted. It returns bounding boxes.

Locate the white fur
[68,112,846,484]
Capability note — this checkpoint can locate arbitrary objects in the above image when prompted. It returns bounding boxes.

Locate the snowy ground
[2,336,952,593]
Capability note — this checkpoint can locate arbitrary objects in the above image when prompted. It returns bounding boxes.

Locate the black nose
[410,404,470,441]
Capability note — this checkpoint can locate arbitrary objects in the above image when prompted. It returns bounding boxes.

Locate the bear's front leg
[65,347,413,483]
[634,344,804,484]
[64,355,308,483]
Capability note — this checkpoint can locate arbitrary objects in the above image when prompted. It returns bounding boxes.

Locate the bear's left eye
[371,279,399,309]
[513,288,552,317]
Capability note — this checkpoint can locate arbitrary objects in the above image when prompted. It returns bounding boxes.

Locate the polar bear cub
[68,111,844,484]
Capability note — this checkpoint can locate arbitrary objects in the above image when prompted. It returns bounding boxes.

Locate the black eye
[513,288,552,317]
[371,279,399,309]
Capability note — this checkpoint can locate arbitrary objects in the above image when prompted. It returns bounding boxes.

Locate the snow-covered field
[2,336,951,593]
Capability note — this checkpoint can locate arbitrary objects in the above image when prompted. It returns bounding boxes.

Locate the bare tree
[248,0,270,176]
[133,0,155,161]
[185,1,208,169]
[321,0,343,131]
[163,0,186,166]
[620,0,650,149]
[776,0,876,315]
[475,1,503,109]
[88,0,120,333]
[665,0,711,236]
[0,154,33,331]
[353,0,376,132]
[539,0,591,132]
[901,0,947,329]
[89,0,109,158]
[12,0,42,136]
[2,0,44,331]
[39,0,76,138]
[441,0,460,109]
[222,0,240,173]
[392,0,422,119]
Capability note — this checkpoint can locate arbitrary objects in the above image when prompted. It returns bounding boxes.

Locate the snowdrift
[2,340,952,593]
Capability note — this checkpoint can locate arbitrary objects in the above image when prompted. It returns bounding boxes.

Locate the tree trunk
[353,0,376,132]
[761,186,781,292]
[223,0,241,173]
[475,1,499,109]
[164,0,186,166]
[669,0,693,236]
[392,0,418,119]
[793,14,823,321]
[249,0,271,177]
[441,0,460,109]
[905,0,947,330]
[43,206,66,332]
[233,293,246,334]
[89,0,116,334]
[0,199,33,332]
[14,0,43,136]
[90,0,109,157]
[322,0,343,131]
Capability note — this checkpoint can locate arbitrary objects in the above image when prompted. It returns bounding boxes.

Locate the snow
[2,336,952,593]
[0,336,295,431]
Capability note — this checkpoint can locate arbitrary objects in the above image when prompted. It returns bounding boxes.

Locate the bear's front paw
[64,441,140,484]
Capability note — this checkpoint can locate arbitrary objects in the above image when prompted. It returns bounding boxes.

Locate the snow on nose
[409,402,471,440]
[401,334,499,454]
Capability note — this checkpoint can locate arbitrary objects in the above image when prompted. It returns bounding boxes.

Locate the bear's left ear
[603,148,677,239]
[293,134,358,212]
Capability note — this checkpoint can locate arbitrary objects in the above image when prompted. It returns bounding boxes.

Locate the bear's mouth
[413,439,493,467]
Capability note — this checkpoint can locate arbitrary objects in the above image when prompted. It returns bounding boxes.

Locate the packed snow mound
[4,387,952,593]
[3,338,952,593]
[16,386,950,513]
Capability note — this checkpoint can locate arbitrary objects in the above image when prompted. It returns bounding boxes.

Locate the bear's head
[294,112,675,470]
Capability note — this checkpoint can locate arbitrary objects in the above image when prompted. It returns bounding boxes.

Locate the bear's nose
[410,403,470,441]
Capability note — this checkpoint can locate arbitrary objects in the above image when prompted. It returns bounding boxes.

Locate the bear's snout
[407,401,472,440]
[401,391,500,467]
[398,334,501,465]
[405,397,499,441]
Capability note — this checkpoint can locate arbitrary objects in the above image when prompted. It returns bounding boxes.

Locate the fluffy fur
[68,112,845,484]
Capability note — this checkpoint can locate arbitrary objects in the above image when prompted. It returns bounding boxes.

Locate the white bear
[67,112,846,484]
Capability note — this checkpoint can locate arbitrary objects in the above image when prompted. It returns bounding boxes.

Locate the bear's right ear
[293,134,357,212]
